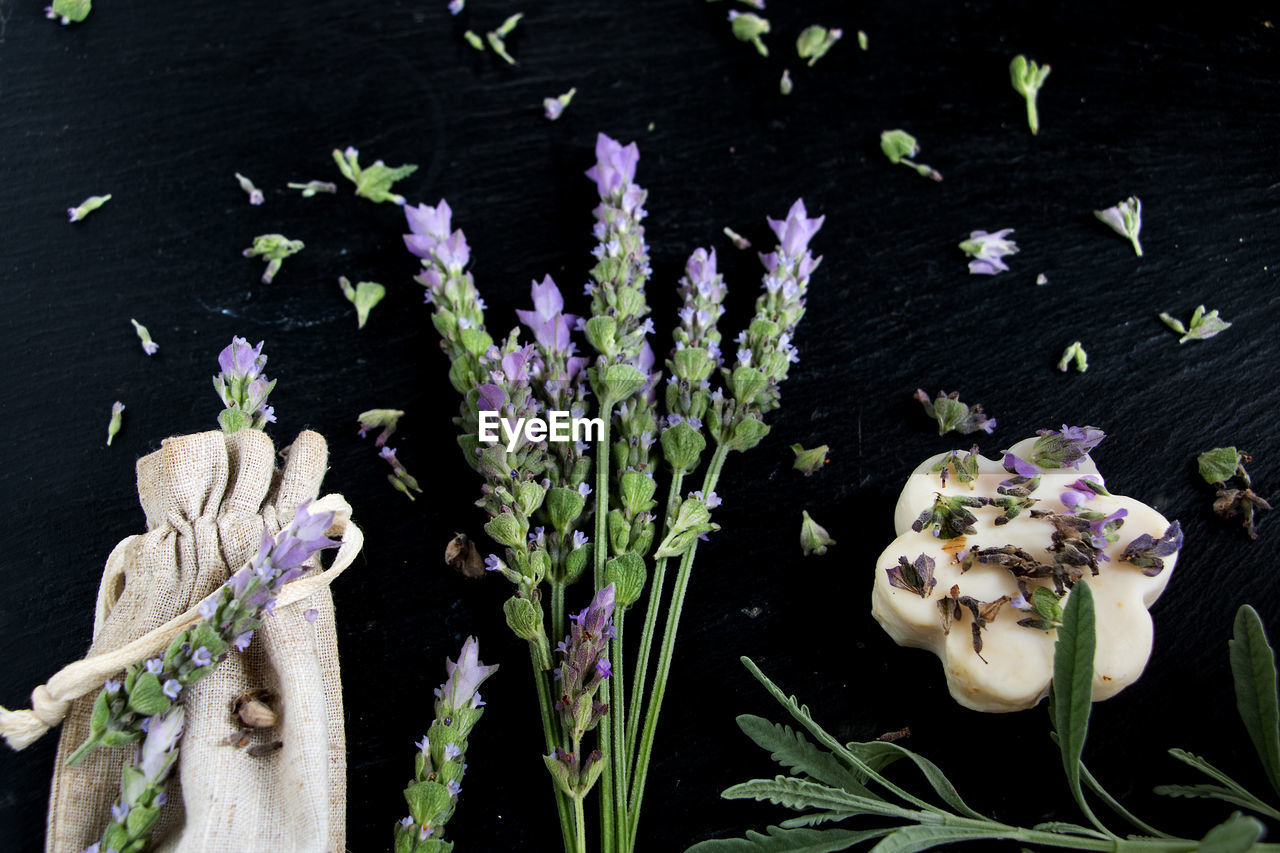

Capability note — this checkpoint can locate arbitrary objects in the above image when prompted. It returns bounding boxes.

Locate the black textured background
[2,1,1279,850]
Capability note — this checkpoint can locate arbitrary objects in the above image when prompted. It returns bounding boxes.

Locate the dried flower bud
[232,690,278,728]
[880,130,942,181]
[106,401,125,446]
[959,229,1018,275]
[68,193,111,222]
[235,172,265,205]
[286,180,337,197]
[1094,196,1143,256]
[247,740,283,757]
[728,11,770,56]
[1009,54,1050,135]
[445,533,485,579]
[242,234,304,284]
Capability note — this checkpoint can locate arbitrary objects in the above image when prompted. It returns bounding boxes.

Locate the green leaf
[89,688,111,733]
[879,130,919,165]
[51,0,92,23]
[843,741,985,821]
[1051,580,1097,827]
[605,553,647,608]
[127,672,173,717]
[721,776,910,820]
[778,812,857,829]
[1198,447,1242,486]
[1160,749,1280,821]
[1079,759,1170,837]
[404,780,451,824]
[869,825,1011,853]
[1030,822,1109,840]
[736,715,876,798]
[1197,812,1264,853]
[1229,604,1280,799]
[685,826,892,853]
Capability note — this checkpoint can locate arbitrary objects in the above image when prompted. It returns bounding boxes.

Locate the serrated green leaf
[685,825,893,853]
[1030,821,1109,840]
[778,812,857,829]
[1229,604,1280,799]
[721,776,910,820]
[1051,580,1097,826]
[1160,749,1280,821]
[1198,447,1242,486]
[869,825,1010,853]
[737,715,876,798]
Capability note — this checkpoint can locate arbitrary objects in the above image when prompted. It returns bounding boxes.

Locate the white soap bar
[872,436,1179,713]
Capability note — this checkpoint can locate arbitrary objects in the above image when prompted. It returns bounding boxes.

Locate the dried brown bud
[445,533,485,579]
[247,740,284,758]
[231,689,278,728]
[224,731,252,749]
[875,727,911,743]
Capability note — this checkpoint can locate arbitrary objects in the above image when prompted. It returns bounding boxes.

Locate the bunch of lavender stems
[407,132,822,853]
[393,636,497,853]
[75,500,339,852]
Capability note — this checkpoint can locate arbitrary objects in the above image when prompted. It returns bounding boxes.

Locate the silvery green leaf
[1229,604,1280,799]
[736,715,876,798]
[686,826,893,852]
[844,740,985,820]
[605,553,647,607]
[869,825,1013,852]
[1197,812,1264,853]
[1051,580,1100,829]
[50,0,92,23]
[720,776,907,819]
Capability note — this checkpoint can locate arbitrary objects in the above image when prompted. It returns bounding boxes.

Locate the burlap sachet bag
[0,428,362,853]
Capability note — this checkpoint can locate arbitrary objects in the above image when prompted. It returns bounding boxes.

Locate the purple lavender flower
[1087,508,1128,553]
[444,743,462,760]
[484,554,502,572]
[554,584,616,739]
[586,133,640,199]
[447,0,464,13]
[104,679,121,694]
[1002,453,1038,477]
[233,631,254,652]
[766,199,825,259]
[191,647,212,667]
[1031,425,1106,469]
[516,276,579,353]
[959,229,1019,275]
[436,636,500,713]
[145,658,163,675]
[1121,521,1184,576]
[304,608,318,623]
[162,679,181,700]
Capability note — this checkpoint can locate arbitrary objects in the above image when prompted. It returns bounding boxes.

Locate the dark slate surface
[2,0,1279,850]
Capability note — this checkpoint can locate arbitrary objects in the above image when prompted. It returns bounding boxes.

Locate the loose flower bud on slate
[800,510,835,556]
[1159,304,1231,344]
[1094,196,1143,256]
[234,172,265,205]
[958,228,1018,275]
[130,319,159,356]
[332,146,418,205]
[1197,447,1271,539]
[287,180,337,197]
[338,276,387,329]
[796,25,841,66]
[914,389,996,436]
[1121,521,1184,576]
[544,87,576,121]
[1057,341,1088,373]
[46,0,90,24]
[357,408,405,447]
[213,336,277,433]
[879,129,942,181]
[779,68,793,95]
[448,0,464,14]
[381,446,424,501]
[242,233,304,284]
[723,226,751,249]
[69,502,339,768]
[1009,54,1050,135]
[857,30,868,50]
[106,401,125,446]
[791,443,829,476]
[67,193,111,222]
[232,690,278,728]
[729,11,771,56]
[485,13,524,65]
[932,447,980,488]
[463,29,485,50]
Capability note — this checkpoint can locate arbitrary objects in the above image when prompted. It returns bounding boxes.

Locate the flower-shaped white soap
[872,433,1182,713]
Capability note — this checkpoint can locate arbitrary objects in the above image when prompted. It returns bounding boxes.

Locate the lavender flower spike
[959,229,1019,275]
[95,705,185,853]
[516,275,579,353]
[554,584,616,744]
[212,336,277,434]
[436,635,500,713]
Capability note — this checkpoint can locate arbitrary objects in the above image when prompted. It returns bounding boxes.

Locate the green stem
[626,445,729,848]
[610,610,627,851]
[552,579,566,653]
[1026,93,1040,135]
[1081,761,1171,838]
[625,469,685,785]
[532,645,574,853]
[594,401,616,853]
[574,795,588,853]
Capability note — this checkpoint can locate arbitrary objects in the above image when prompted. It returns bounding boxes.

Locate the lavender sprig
[357,409,405,447]
[94,705,184,853]
[381,446,423,501]
[405,199,493,394]
[394,637,497,853]
[67,501,339,766]
[546,586,614,802]
[213,337,278,434]
[333,146,418,205]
